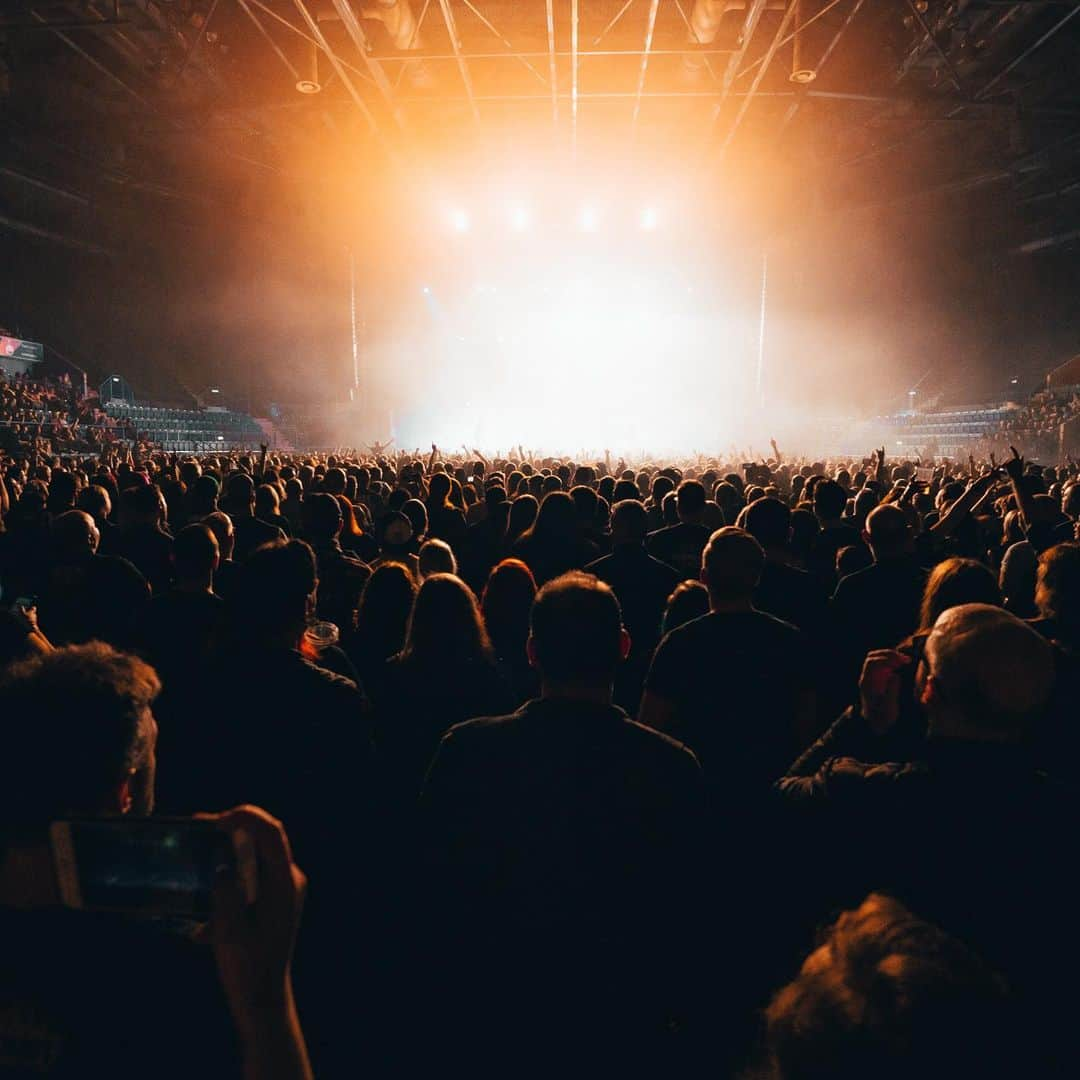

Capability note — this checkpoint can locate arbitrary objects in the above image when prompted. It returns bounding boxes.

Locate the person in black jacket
[586,499,680,712]
[418,571,704,1067]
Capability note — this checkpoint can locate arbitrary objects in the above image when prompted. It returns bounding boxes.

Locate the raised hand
[1004,445,1025,482]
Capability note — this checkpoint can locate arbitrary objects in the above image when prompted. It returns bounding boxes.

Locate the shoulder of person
[623,714,701,768]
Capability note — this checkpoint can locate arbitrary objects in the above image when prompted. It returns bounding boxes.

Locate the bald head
[52,510,99,559]
[924,603,1054,743]
[866,503,910,560]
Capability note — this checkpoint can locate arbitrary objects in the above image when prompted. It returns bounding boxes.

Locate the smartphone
[10,596,36,614]
[49,818,239,917]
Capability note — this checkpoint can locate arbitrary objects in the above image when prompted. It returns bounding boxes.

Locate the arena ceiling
[2,1,1080,254]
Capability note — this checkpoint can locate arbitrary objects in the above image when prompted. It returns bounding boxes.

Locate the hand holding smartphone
[49,817,256,918]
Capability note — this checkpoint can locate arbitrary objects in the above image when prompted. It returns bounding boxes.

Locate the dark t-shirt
[645,521,711,579]
[645,609,811,791]
[114,524,174,595]
[231,516,286,563]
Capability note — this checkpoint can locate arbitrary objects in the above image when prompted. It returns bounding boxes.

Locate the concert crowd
[1,371,1079,1078]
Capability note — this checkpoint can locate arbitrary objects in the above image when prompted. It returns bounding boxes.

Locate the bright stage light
[579,206,598,232]
[510,206,530,231]
[641,207,658,230]
[451,209,469,232]
[421,285,431,294]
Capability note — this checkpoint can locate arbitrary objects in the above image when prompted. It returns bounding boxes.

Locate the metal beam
[247,0,374,86]
[712,0,771,129]
[718,0,799,158]
[331,0,406,129]
[592,0,636,46]
[0,212,113,256]
[0,165,91,205]
[236,0,302,83]
[977,4,1080,100]
[545,0,558,126]
[777,0,868,136]
[632,0,663,136]
[437,0,480,126]
[571,0,580,151]
[458,0,549,86]
[291,0,383,136]
[737,0,846,78]
[172,0,221,85]
[904,0,966,97]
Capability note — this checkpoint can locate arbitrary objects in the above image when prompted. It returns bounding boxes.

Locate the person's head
[122,482,165,527]
[302,492,343,544]
[761,892,1012,1080]
[404,573,490,666]
[1035,542,1080,635]
[836,543,872,580]
[428,471,452,508]
[233,539,317,645]
[481,558,537,658]
[254,484,281,521]
[528,490,577,542]
[77,483,111,523]
[865,504,911,561]
[402,498,428,540]
[507,493,538,538]
[675,479,706,523]
[742,497,791,552]
[528,572,629,694]
[919,558,1001,631]
[356,561,417,659]
[224,472,255,517]
[610,499,649,547]
[203,510,235,561]
[813,478,848,523]
[701,527,765,609]
[190,474,219,516]
[47,469,77,514]
[1061,483,1080,520]
[0,644,160,820]
[919,604,1054,743]
[172,523,219,589]
[380,510,414,553]
[52,509,99,560]
[662,580,710,636]
[322,467,347,497]
[418,538,457,578]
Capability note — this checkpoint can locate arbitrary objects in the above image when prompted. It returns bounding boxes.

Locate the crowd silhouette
[2,386,1079,1077]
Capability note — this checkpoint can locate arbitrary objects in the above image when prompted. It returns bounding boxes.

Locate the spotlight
[510,206,530,231]
[421,285,431,294]
[451,209,469,232]
[641,207,658,230]
[580,206,598,232]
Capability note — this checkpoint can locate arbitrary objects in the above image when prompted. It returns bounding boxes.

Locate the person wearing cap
[370,510,420,580]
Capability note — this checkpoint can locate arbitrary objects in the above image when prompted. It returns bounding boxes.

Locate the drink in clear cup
[303,620,340,653]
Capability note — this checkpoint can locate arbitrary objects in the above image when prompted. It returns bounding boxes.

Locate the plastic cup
[303,621,340,652]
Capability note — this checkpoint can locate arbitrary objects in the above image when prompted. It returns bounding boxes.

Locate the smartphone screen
[50,819,234,917]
